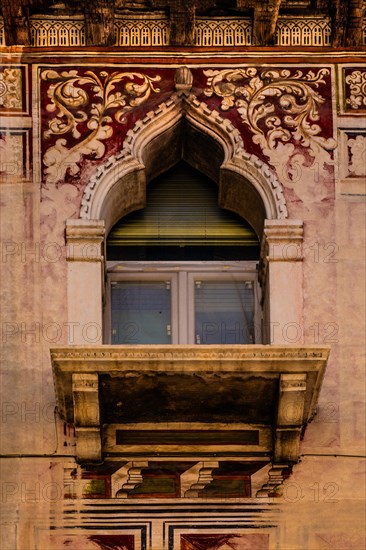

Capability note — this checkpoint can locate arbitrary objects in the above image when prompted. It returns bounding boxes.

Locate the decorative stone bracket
[256,464,292,498]
[112,461,149,498]
[51,345,329,466]
[181,461,219,498]
[72,373,101,462]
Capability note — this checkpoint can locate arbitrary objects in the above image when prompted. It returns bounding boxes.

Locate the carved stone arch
[80,90,288,237]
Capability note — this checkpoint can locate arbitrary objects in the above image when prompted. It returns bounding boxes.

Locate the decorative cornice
[51,344,329,364]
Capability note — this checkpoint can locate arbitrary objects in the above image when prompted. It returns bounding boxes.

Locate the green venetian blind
[107,161,260,260]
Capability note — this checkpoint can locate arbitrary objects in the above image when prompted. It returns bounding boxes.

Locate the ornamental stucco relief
[345,69,366,110]
[348,134,366,176]
[203,67,336,182]
[41,69,161,185]
[0,68,22,110]
[40,66,336,195]
[0,133,23,176]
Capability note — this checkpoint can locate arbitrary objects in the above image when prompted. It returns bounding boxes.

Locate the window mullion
[187,272,196,344]
[178,271,189,343]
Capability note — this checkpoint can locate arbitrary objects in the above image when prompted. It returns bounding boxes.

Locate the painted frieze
[41,68,163,187]
[202,67,336,186]
[40,65,335,199]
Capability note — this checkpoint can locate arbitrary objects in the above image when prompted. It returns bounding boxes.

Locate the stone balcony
[51,344,329,468]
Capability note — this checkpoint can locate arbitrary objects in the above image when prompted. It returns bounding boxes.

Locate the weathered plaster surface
[0,53,365,550]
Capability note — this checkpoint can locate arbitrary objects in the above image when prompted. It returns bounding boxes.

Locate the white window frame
[105,261,262,345]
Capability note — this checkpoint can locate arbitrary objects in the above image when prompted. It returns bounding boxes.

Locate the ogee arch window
[105,161,262,345]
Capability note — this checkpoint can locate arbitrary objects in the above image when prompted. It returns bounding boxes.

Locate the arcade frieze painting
[38,533,136,550]
[40,65,335,190]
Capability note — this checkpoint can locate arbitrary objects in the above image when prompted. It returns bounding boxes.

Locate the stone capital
[66,219,105,262]
[262,219,304,262]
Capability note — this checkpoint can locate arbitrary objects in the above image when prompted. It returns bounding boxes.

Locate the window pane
[195,281,254,344]
[111,281,171,344]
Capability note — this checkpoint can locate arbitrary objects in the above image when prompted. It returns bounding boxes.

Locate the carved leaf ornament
[41,69,161,185]
[345,70,366,110]
[204,68,336,165]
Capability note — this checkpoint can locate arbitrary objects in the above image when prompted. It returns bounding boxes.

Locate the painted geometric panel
[314,533,366,549]
[180,533,269,550]
[39,533,135,549]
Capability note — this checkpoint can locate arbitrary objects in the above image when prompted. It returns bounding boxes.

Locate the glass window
[194,280,254,344]
[107,264,259,345]
[111,280,172,344]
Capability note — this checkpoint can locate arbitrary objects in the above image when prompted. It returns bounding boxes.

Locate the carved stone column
[72,373,101,462]
[253,0,282,46]
[170,5,196,46]
[1,1,31,46]
[345,0,364,46]
[66,219,105,345]
[262,220,304,345]
[84,1,115,46]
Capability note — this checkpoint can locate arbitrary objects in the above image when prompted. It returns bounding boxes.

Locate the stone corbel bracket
[181,461,219,498]
[112,461,149,498]
[256,464,292,498]
[72,373,101,463]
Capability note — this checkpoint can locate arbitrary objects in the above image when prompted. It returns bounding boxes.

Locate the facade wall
[0,49,365,549]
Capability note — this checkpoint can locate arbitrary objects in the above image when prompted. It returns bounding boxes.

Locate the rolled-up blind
[107,161,259,259]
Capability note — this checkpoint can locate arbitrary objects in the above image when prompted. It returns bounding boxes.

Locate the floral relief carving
[0,68,22,110]
[41,69,161,185]
[348,135,366,176]
[204,68,336,181]
[0,134,23,176]
[345,70,366,110]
